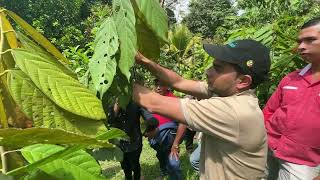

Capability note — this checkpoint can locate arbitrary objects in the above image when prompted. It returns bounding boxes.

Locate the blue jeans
[190,144,201,172]
[149,126,183,180]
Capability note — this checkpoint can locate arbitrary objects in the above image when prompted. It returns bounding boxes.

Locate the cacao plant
[0,0,168,178]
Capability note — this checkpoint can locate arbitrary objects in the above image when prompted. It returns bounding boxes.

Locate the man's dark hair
[301,17,320,30]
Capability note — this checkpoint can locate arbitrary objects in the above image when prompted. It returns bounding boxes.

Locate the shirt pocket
[281,86,301,106]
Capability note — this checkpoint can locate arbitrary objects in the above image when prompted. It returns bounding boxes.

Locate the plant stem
[0,146,8,174]
[0,70,9,78]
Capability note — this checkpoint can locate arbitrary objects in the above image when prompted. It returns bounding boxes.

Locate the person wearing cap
[133,39,271,179]
[263,17,320,179]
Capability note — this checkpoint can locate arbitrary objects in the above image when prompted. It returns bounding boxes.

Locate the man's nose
[297,42,306,53]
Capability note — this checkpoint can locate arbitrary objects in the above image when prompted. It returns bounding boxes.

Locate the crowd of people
[108,17,320,180]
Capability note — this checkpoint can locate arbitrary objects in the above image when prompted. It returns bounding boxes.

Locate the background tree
[182,0,235,38]
[0,0,111,49]
[213,0,320,105]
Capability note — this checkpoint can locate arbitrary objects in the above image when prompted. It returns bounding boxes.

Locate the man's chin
[301,55,320,64]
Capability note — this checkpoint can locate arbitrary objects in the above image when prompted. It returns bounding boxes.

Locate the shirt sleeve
[198,81,214,98]
[262,79,284,124]
[139,107,154,121]
[180,97,239,144]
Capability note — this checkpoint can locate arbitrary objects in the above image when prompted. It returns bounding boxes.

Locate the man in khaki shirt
[133,39,270,179]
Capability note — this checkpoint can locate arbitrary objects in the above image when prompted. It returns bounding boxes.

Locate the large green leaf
[136,17,160,60]
[4,10,69,64]
[0,12,16,69]
[0,128,113,148]
[11,49,106,120]
[7,129,126,176]
[89,17,118,98]
[105,71,132,108]
[7,70,106,135]
[0,19,17,128]
[21,144,105,180]
[17,32,77,79]
[21,169,58,180]
[113,0,137,81]
[131,0,168,43]
[8,145,85,176]
[0,12,18,49]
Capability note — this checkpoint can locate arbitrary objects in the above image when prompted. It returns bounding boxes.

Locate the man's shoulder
[281,67,308,82]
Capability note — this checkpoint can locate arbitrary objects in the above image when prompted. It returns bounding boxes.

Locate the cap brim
[203,44,239,64]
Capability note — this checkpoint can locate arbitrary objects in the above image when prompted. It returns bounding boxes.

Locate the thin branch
[0,49,11,55]
[0,146,8,174]
[0,70,10,78]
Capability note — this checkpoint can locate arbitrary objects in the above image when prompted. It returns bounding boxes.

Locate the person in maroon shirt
[145,79,186,179]
[263,17,320,179]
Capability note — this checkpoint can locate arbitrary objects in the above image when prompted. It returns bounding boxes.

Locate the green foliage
[7,129,126,177]
[7,70,107,135]
[20,144,105,180]
[113,0,137,81]
[87,0,169,108]
[132,0,168,43]
[17,32,76,78]
[135,17,161,60]
[89,17,119,98]
[0,0,86,48]
[215,0,320,105]
[11,49,106,120]
[0,128,115,148]
[1,1,170,178]
[161,24,213,81]
[182,0,235,38]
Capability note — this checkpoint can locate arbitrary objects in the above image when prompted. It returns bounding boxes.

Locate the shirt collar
[299,64,312,76]
[236,89,256,96]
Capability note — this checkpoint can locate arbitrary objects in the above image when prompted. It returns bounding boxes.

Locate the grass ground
[100,139,199,180]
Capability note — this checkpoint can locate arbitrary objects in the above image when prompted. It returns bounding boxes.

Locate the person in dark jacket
[108,100,144,180]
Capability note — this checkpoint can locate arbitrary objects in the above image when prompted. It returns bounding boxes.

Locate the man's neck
[311,63,320,81]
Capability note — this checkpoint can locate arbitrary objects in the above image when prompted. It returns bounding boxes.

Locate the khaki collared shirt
[180,82,267,180]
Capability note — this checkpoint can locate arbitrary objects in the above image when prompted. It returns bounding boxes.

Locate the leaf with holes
[106,71,132,108]
[11,49,106,120]
[89,17,119,98]
[20,144,105,180]
[113,0,137,81]
[131,0,168,43]
[7,70,106,135]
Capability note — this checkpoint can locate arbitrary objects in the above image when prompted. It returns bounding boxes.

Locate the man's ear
[236,75,252,90]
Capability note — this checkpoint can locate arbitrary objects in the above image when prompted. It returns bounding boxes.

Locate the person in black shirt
[108,100,144,180]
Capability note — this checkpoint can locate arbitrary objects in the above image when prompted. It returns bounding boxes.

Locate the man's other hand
[135,52,149,64]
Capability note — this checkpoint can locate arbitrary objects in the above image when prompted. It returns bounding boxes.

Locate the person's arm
[136,52,208,99]
[108,102,121,125]
[262,80,284,124]
[170,123,187,160]
[133,84,187,124]
[139,107,154,121]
